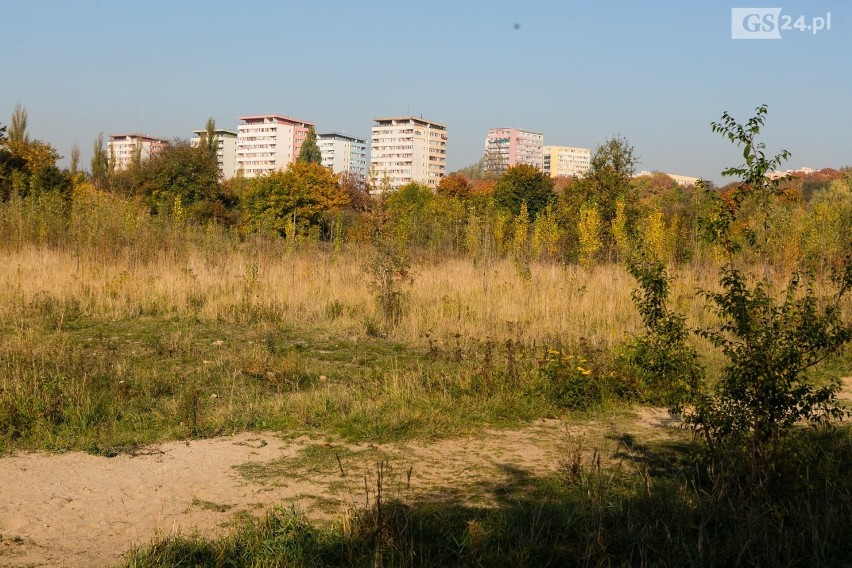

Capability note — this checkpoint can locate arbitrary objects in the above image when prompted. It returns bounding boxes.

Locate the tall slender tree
[297,127,323,164]
[70,144,80,176]
[91,132,108,188]
[200,117,218,160]
[9,104,28,145]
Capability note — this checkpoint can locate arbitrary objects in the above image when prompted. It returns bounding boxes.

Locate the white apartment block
[543,146,591,178]
[768,166,816,180]
[484,128,544,174]
[236,115,314,178]
[107,134,169,171]
[370,116,447,191]
[191,128,238,180]
[636,171,700,187]
[317,133,368,180]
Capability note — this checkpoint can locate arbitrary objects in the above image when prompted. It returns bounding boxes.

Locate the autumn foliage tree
[437,173,470,198]
[0,105,69,200]
[338,171,373,212]
[241,162,349,236]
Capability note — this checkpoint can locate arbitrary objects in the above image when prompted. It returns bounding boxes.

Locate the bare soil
[0,410,683,568]
[838,376,852,402]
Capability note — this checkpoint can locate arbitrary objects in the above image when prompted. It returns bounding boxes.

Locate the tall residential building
[543,146,591,178]
[107,134,169,171]
[370,116,447,191]
[236,115,314,178]
[484,128,544,174]
[191,128,238,180]
[317,133,368,180]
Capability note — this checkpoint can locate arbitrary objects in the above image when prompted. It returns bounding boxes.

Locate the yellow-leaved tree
[532,203,561,263]
[577,203,602,269]
[241,162,348,237]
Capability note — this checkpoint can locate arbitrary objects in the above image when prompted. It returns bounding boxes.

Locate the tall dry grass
[3,188,844,350]
[0,243,727,351]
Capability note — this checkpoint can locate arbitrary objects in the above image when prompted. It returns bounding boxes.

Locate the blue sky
[1,0,849,182]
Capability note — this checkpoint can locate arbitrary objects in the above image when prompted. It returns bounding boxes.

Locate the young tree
[577,203,602,269]
[629,105,852,462]
[297,127,322,164]
[532,203,561,262]
[511,202,532,278]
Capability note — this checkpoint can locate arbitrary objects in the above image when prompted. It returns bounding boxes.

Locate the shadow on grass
[125,427,852,568]
[609,432,698,476]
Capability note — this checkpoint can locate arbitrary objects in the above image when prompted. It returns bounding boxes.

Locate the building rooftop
[109,133,170,143]
[239,114,315,127]
[488,127,544,136]
[318,132,366,143]
[373,116,447,128]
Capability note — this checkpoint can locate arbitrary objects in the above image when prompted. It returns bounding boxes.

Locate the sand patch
[0,412,680,567]
[838,376,852,402]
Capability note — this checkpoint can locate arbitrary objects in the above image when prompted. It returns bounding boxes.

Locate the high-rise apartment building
[484,128,544,174]
[191,128,238,180]
[107,134,169,171]
[543,145,591,178]
[370,116,447,191]
[236,115,314,178]
[317,133,368,181]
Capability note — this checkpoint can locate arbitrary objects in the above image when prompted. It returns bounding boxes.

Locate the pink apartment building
[236,115,314,178]
[484,128,544,174]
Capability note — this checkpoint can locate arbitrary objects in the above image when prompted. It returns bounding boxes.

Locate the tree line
[1,104,849,272]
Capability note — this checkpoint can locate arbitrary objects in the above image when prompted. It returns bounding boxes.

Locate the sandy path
[0,433,310,567]
[0,412,678,567]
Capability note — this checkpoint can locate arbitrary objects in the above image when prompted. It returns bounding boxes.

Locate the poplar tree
[90,132,108,188]
[297,128,322,164]
[70,144,80,176]
[9,104,28,145]
[200,117,218,160]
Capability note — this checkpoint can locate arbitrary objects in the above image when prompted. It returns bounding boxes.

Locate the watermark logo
[732,8,832,39]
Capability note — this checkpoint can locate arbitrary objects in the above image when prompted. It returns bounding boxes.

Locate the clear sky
[1,0,849,183]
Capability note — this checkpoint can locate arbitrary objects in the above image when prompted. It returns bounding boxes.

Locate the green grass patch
[189,497,233,513]
[0,316,604,454]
